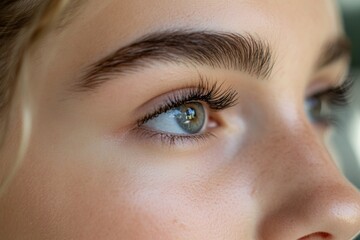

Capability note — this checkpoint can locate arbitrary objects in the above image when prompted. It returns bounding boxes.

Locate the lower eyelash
[133,127,216,146]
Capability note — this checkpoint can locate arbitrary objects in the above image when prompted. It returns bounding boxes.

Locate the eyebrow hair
[58,0,86,29]
[76,30,274,91]
[317,36,351,69]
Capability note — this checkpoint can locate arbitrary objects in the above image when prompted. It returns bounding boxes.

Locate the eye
[305,96,323,123]
[134,78,238,145]
[305,77,353,125]
[143,102,207,135]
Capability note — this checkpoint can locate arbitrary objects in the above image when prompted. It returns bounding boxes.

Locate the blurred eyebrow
[75,30,274,91]
[58,0,86,28]
[317,36,351,69]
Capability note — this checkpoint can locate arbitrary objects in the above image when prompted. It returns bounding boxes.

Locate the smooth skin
[1,0,360,239]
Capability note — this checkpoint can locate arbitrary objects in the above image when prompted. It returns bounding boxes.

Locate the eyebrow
[316,36,351,69]
[58,0,86,29]
[75,31,274,91]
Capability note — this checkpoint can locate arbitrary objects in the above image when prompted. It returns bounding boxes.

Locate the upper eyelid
[309,76,353,97]
[136,79,238,126]
[313,77,353,107]
[305,70,350,102]
[137,91,234,126]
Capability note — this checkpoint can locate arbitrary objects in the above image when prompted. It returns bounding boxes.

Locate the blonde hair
[0,0,71,197]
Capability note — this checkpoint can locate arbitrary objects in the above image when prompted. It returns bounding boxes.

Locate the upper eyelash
[309,76,354,127]
[136,74,353,128]
[313,76,354,107]
[137,76,238,126]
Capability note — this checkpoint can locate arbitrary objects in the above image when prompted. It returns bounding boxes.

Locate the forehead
[41,0,344,94]
[65,0,342,42]
[59,0,342,62]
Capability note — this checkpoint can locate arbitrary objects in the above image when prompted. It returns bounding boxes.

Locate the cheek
[0,132,257,239]
[107,140,258,238]
[0,145,170,239]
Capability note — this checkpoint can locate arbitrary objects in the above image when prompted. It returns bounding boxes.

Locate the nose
[255,123,360,240]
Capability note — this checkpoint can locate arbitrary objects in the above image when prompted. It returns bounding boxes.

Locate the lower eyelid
[130,126,217,147]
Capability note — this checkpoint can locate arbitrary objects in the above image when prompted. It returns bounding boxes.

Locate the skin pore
[1,0,360,239]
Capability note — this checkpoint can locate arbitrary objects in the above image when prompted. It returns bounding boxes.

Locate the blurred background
[334,0,360,189]
[335,1,360,238]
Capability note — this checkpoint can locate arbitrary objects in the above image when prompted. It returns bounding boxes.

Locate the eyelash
[317,76,353,105]
[311,76,353,125]
[137,77,238,126]
[135,77,238,145]
[134,76,353,146]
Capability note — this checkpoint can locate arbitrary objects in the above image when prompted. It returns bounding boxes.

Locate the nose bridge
[254,121,360,239]
[257,118,338,184]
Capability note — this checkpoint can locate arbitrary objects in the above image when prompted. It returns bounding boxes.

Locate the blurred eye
[305,78,353,125]
[143,102,207,135]
[305,96,323,123]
